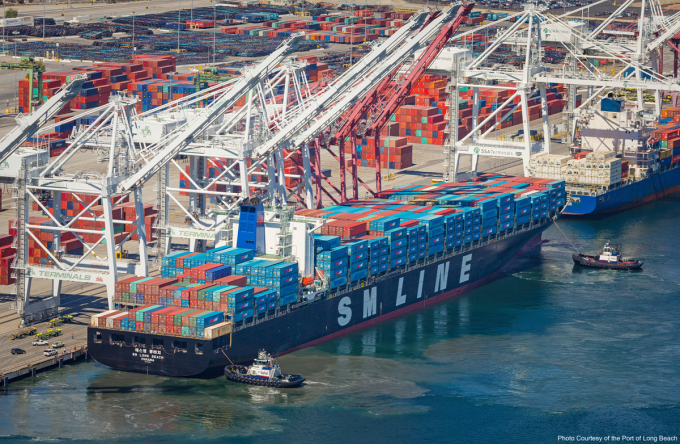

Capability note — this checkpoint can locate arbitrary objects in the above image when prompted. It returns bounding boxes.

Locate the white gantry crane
[11,5,473,322]
[10,34,310,324]
[115,11,434,257]
[135,6,469,260]
[444,0,680,182]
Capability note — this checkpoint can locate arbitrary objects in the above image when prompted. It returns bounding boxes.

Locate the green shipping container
[130,277,154,294]
[175,308,199,326]
[135,305,162,322]
[188,311,209,328]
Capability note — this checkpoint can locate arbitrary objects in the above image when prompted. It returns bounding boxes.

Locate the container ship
[529,97,680,216]
[87,173,566,377]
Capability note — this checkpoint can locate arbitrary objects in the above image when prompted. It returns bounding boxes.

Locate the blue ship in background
[563,163,680,216]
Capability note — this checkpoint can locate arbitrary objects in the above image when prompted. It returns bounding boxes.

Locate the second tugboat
[573,242,643,270]
[225,350,305,388]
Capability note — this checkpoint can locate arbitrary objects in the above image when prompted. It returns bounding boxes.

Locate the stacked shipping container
[302,173,566,288]
[16,55,177,115]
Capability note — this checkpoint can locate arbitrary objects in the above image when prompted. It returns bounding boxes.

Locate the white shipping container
[106,312,129,328]
[90,310,118,327]
[0,18,23,26]
[0,148,49,179]
[204,321,232,339]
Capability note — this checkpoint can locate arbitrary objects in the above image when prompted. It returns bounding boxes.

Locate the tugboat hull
[224,365,305,388]
[572,253,643,270]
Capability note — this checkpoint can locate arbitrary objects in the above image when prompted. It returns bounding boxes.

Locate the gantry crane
[326,5,473,203]
[10,35,309,324]
[445,0,680,182]
[112,13,430,257]
[249,5,470,209]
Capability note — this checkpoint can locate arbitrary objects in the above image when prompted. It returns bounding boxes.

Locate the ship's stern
[87,327,214,377]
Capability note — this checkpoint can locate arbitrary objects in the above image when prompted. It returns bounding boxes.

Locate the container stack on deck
[102,246,302,338]
[91,307,228,340]
[531,99,680,186]
[92,174,564,338]
[300,173,566,288]
[653,106,680,171]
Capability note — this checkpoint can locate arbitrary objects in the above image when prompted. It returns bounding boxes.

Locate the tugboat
[224,350,305,388]
[572,242,643,270]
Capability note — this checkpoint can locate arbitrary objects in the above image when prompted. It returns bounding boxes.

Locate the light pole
[3,1,6,57]
[350,6,354,67]
[132,11,135,59]
[213,4,216,66]
[43,0,46,41]
[364,0,367,46]
[177,0,181,53]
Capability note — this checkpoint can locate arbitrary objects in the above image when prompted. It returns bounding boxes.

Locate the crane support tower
[444,0,680,182]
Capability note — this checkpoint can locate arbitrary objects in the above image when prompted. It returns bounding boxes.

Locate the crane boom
[646,18,680,52]
[0,75,87,166]
[118,33,306,192]
[251,10,439,159]
[120,11,428,192]
[367,4,473,139]
[253,5,466,161]
[331,11,444,144]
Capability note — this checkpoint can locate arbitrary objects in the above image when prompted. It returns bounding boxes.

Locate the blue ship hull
[562,163,680,216]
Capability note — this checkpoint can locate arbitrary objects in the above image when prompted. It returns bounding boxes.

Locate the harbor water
[1,196,679,443]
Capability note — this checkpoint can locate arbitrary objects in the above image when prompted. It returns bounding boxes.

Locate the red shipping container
[215,274,247,287]
[114,276,140,292]
[342,221,366,238]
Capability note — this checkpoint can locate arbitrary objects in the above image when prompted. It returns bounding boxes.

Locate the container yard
[1,0,680,441]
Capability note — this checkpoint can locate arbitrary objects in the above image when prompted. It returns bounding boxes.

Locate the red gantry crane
[324,4,474,203]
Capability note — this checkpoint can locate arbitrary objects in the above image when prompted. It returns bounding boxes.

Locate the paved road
[0,296,94,376]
